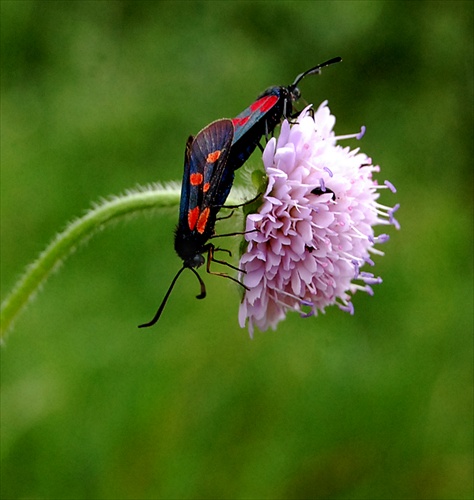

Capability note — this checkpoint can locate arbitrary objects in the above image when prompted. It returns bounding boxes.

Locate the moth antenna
[190,267,207,299]
[138,266,187,328]
[138,264,208,328]
[291,56,342,88]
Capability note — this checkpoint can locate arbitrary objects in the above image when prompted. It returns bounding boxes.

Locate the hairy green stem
[1,185,249,339]
[1,186,181,339]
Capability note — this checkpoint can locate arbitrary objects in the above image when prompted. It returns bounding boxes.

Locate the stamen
[375,234,390,244]
[338,301,354,315]
[368,246,385,256]
[323,166,333,177]
[351,283,372,294]
[388,203,401,229]
[384,180,397,193]
[360,272,382,285]
[356,125,366,140]
[365,285,374,296]
[352,259,360,279]
[335,128,366,141]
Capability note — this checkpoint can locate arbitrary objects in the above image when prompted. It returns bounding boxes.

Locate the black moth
[139,119,245,328]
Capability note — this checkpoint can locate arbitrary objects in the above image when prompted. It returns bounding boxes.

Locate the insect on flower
[139,119,246,328]
[229,57,342,171]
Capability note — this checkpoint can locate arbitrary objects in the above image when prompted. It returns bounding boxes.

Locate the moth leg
[216,210,234,221]
[205,245,248,289]
[211,228,258,239]
[209,246,245,273]
[220,192,262,210]
[213,247,232,258]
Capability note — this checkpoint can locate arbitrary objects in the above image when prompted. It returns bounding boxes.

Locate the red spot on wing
[188,207,200,231]
[232,116,250,127]
[207,150,221,163]
[190,172,203,186]
[203,182,210,192]
[197,207,210,234]
[250,94,278,113]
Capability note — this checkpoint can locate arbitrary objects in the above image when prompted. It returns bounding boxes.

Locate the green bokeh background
[1,1,472,499]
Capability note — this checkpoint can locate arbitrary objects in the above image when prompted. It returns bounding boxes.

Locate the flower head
[239,102,399,336]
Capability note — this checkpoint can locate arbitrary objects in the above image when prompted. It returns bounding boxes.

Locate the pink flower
[238,102,399,336]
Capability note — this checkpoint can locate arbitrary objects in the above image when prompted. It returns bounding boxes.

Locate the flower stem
[1,185,251,339]
[1,186,181,339]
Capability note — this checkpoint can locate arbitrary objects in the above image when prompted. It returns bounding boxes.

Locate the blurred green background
[1,1,472,499]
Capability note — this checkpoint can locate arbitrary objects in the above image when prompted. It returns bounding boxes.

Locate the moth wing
[190,119,234,208]
[231,92,280,144]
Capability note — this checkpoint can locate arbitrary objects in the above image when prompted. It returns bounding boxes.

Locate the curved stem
[0,185,250,339]
[1,186,181,339]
